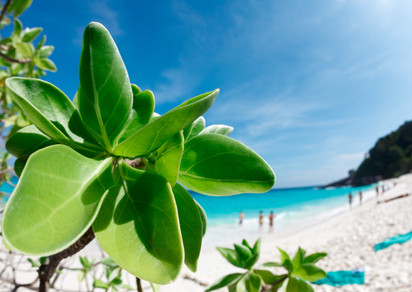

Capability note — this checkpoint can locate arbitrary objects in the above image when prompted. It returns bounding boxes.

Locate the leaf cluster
[208,239,327,292]
[0,0,55,192]
[2,22,275,285]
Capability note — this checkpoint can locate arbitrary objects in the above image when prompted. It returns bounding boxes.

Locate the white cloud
[153,68,201,105]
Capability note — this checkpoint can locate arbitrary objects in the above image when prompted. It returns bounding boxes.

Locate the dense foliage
[0,0,55,190]
[207,239,327,292]
[354,121,412,185]
[2,22,275,288]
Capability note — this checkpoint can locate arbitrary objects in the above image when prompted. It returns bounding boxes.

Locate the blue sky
[18,0,412,188]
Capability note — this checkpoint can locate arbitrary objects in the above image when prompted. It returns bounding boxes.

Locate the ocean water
[193,184,378,247]
[1,176,377,246]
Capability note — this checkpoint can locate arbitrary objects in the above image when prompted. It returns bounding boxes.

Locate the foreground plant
[208,239,326,292]
[2,22,275,289]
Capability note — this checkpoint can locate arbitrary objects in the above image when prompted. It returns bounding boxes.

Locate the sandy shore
[164,174,412,291]
[1,175,411,291]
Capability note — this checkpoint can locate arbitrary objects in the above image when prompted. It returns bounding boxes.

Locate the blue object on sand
[375,231,412,252]
[313,269,365,286]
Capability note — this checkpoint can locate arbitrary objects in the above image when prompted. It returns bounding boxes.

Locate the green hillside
[353,121,412,186]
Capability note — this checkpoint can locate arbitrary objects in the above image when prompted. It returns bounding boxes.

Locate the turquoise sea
[1,177,376,245]
[192,183,377,247]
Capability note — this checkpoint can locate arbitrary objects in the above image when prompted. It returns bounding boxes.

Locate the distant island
[324,121,412,187]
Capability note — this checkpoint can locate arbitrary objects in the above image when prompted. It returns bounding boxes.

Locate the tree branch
[0,51,32,64]
[38,227,95,292]
[0,0,12,24]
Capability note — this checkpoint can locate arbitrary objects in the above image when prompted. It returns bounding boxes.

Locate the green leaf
[292,264,327,282]
[187,116,205,140]
[93,279,110,289]
[150,283,160,292]
[261,261,283,268]
[35,35,46,51]
[254,270,287,286]
[196,200,207,236]
[236,272,262,292]
[205,273,243,292]
[244,253,259,270]
[15,42,33,59]
[2,145,114,255]
[35,58,56,72]
[114,89,219,157]
[172,184,203,272]
[252,238,261,254]
[22,27,42,42]
[278,248,293,273]
[93,162,183,284]
[117,87,155,142]
[303,252,327,264]
[216,247,243,268]
[242,239,252,250]
[8,0,33,17]
[39,45,54,58]
[286,276,314,292]
[101,257,119,268]
[6,125,55,158]
[234,244,253,265]
[6,77,101,153]
[78,22,132,151]
[200,124,233,136]
[13,19,22,36]
[179,134,275,196]
[291,247,305,270]
[154,132,183,186]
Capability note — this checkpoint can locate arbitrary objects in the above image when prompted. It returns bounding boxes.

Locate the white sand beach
[1,174,411,291]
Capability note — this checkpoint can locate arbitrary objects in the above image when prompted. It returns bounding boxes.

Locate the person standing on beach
[259,211,264,230]
[268,211,275,232]
[359,191,363,205]
[239,211,244,226]
[348,193,353,209]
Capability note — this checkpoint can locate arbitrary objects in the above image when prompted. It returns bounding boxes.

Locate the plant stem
[136,277,143,292]
[0,51,32,64]
[38,227,95,292]
[0,0,12,24]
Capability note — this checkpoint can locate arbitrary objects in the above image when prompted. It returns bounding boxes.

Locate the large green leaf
[292,264,327,282]
[179,134,275,196]
[114,89,219,157]
[236,272,262,292]
[205,273,243,292]
[5,77,101,153]
[77,22,132,152]
[6,125,55,157]
[172,183,203,272]
[117,85,155,142]
[2,145,114,255]
[154,132,184,186]
[93,161,183,284]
